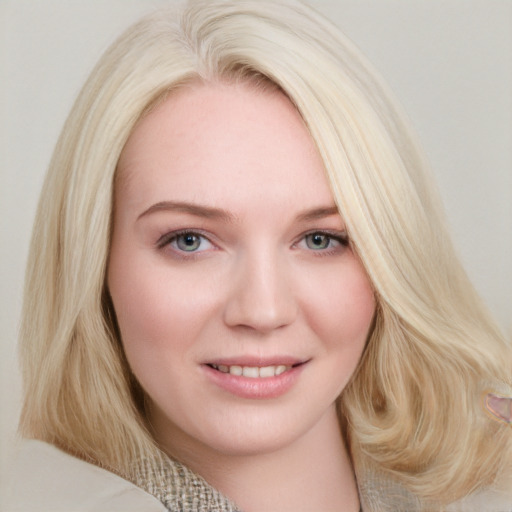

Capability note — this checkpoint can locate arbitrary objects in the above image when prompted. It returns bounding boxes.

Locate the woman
[8,0,511,510]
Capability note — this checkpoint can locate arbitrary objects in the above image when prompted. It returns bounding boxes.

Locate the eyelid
[156,229,216,253]
[294,229,349,250]
[155,228,348,257]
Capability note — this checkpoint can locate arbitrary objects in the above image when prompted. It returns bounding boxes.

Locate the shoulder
[360,475,512,512]
[3,439,167,512]
[356,456,512,512]
[445,490,512,512]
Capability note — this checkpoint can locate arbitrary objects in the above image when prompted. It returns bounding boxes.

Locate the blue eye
[300,231,348,252]
[174,233,203,252]
[305,233,331,250]
[158,231,214,254]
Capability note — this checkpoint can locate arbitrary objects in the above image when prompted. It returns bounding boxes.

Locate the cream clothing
[3,440,166,512]
[356,461,512,512]
[3,440,240,512]
[4,440,512,511]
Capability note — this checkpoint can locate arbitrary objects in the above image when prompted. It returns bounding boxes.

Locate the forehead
[116,82,335,216]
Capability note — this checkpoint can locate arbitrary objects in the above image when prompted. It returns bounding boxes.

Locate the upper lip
[203,356,309,367]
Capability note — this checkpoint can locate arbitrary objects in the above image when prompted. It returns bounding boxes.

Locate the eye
[298,231,348,252]
[158,231,214,254]
[305,233,332,250]
[174,233,204,252]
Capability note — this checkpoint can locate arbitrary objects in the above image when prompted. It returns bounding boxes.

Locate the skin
[108,81,375,512]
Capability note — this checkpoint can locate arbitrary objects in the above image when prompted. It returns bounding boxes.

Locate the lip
[205,355,307,367]
[202,357,309,400]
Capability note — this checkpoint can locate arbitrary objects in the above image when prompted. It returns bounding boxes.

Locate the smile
[204,360,308,399]
[209,364,291,378]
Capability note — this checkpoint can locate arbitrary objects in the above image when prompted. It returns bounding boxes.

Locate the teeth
[230,365,243,376]
[210,364,292,378]
[242,366,259,378]
[259,366,275,378]
[275,365,288,376]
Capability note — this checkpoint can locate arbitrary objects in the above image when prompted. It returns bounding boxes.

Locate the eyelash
[156,229,214,259]
[156,229,349,259]
[296,230,349,256]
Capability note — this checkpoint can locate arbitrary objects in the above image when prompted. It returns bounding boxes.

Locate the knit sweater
[133,450,512,512]
[133,455,241,512]
[5,440,512,511]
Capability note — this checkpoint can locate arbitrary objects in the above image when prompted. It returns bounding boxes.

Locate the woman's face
[108,82,375,459]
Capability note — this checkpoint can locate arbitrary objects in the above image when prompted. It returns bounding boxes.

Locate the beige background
[1,0,511,490]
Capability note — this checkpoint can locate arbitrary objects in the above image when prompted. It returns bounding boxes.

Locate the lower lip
[202,364,306,399]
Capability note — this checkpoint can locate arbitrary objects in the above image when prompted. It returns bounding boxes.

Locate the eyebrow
[137,201,340,223]
[137,201,237,222]
[295,206,340,222]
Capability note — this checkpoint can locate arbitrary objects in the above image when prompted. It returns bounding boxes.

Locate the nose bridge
[223,243,296,332]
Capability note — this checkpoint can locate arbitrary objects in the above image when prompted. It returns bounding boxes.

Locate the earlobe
[483,391,512,426]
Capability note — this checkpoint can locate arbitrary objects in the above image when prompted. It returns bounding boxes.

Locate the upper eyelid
[295,229,348,243]
[155,228,348,250]
[156,229,215,249]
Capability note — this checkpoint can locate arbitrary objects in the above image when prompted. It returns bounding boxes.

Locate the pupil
[307,233,329,250]
[313,234,324,246]
[184,235,196,246]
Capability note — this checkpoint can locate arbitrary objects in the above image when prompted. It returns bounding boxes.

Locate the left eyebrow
[295,206,340,222]
[136,201,237,222]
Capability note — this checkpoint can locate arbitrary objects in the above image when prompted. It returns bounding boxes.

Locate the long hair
[19,0,511,504]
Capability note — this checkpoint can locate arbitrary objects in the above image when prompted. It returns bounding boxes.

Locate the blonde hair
[19,0,511,505]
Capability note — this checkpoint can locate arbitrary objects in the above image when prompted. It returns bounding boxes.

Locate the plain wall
[1,0,511,488]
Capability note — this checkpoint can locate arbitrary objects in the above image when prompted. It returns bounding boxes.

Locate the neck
[163,406,360,512]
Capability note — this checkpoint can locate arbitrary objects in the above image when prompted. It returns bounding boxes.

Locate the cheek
[107,251,220,369]
[302,258,375,348]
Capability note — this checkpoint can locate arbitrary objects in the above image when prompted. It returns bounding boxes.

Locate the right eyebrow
[295,206,340,223]
[136,201,237,223]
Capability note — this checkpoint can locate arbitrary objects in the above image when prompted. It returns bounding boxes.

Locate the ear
[484,392,512,425]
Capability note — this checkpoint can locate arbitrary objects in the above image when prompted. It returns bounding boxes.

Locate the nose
[223,248,297,334]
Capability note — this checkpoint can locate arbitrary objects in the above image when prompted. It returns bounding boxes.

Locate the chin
[169,404,334,460]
